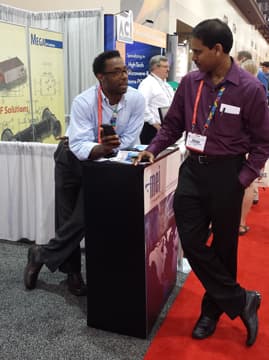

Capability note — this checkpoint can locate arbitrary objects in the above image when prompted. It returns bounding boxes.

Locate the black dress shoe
[192,315,218,339]
[240,290,261,346]
[24,245,43,290]
[67,273,87,296]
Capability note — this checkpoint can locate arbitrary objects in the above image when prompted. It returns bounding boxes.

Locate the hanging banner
[29,27,65,143]
[0,21,32,142]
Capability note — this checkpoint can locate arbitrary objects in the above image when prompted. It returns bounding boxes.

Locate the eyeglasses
[103,68,132,76]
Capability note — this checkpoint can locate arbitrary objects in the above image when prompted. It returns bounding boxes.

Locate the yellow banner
[29,27,65,143]
[0,21,31,141]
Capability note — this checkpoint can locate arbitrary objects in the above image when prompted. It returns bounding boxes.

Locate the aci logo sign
[145,166,161,199]
[116,10,133,44]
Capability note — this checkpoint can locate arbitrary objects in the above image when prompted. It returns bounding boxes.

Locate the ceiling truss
[232,0,269,42]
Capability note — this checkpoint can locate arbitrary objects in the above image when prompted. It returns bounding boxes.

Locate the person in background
[257,61,269,99]
[24,50,145,296]
[238,59,259,235]
[138,55,174,144]
[236,50,252,65]
[252,61,269,205]
[134,19,269,346]
[237,52,260,219]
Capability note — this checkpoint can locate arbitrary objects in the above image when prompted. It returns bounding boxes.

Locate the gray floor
[0,239,188,360]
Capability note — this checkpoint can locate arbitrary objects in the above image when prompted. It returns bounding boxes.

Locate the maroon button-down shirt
[147,59,269,187]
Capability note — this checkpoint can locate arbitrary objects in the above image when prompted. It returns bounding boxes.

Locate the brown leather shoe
[24,245,43,290]
[240,290,261,346]
[67,273,87,296]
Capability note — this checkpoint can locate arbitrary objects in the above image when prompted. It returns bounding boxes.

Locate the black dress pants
[173,155,246,319]
[39,141,85,273]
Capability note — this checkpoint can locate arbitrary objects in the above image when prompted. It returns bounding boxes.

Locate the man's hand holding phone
[89,124,120,160]
[133,150,155,166]
[101,124,116,136]
[101,124,120,149]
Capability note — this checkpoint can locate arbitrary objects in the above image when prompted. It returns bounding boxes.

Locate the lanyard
[151,73,173,103]
[97,86,102,143]
[97,86,119,143]
[192,80,226,133]
[110,104,119,127]
[191,80,204,127]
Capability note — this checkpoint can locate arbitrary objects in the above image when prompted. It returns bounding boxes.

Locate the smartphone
[102,124,116,136]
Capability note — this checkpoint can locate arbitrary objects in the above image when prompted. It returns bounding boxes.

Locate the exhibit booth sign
[0,21,65,144]
[104,14,166,88]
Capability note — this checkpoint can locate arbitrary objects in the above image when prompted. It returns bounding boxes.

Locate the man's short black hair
[192,18,233,54]
[93,50,121,75]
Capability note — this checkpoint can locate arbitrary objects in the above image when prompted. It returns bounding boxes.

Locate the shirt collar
[195,57,240,86]
[97,85,126,109]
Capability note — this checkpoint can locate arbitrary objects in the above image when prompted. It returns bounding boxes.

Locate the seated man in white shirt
[138,55,174,144]
[24,50,145,296]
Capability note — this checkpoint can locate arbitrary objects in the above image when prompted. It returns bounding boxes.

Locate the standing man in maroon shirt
[134,19,269,346]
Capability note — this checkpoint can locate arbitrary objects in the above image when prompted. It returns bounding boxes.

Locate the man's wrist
[89,144,111,160]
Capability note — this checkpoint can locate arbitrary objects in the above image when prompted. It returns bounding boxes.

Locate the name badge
[220,103,240,115]
[186,132,207,152]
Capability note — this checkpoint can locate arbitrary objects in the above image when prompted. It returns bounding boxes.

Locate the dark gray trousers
[40,141,84,273]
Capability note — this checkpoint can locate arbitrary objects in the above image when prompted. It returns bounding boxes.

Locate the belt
[189,152,244,165]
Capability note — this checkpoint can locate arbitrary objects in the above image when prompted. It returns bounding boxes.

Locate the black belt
[188,152,244,165]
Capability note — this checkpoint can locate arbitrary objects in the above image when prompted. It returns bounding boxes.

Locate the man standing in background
[138,55,174,144]
[257,61,269,100]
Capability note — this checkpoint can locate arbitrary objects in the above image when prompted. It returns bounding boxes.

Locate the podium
[82,148,182,338]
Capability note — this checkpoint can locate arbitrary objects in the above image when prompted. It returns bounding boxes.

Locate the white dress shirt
[66,85,145,160]
[138,73,174,125]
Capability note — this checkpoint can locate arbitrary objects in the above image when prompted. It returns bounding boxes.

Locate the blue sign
[30,33,63,48]
[126,42,164,88]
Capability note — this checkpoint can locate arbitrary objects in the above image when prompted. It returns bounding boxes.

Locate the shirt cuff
[239,168,258,188]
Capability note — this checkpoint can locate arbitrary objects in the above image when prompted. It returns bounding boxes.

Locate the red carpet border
[144,188,269,360]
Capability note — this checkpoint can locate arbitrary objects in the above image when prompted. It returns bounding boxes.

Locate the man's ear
[96,73,103,83]
[215,43,223,55]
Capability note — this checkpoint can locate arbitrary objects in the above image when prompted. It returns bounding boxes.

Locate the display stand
[82,148,182,338]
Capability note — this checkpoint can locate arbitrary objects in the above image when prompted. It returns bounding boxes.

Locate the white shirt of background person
[138,58,174,130]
